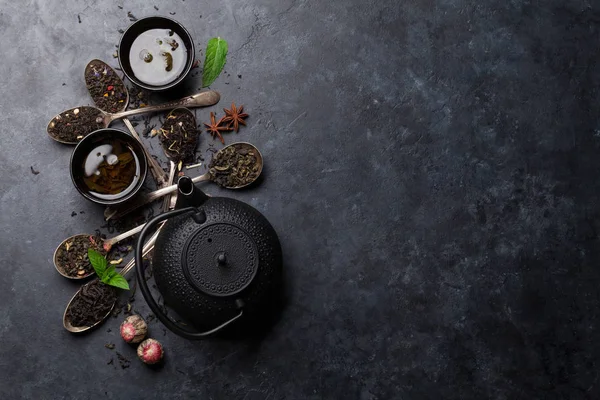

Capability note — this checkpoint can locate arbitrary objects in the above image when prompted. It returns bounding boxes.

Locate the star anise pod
[222,102,249,133]
[204,112,230,144]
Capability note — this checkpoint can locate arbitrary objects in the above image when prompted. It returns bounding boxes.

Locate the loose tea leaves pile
[85,60,128,113]
[55,234,107,277]
[208,142,261,188]
[128,85,151,109]
[158,109,198,163]
[48,106,104,143]
[65,279,117,327]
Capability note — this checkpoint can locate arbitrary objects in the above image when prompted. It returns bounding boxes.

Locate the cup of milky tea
[70,129,148,205]
[118,16,195,91]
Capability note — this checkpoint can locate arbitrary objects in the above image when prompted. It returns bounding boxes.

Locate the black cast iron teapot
[135,176,282,339]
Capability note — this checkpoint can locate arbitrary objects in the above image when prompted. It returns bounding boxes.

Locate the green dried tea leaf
[202,37,228,87]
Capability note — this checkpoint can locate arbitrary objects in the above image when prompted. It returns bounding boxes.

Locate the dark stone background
[1,1,599,399]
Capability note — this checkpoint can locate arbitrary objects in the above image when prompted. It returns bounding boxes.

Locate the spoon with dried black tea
[53,233,107,279]
[84,59,168,187]
[104,142,263,220]
[63,234,157,333]
[64,279,118,331]
[47,90,220,144]
[54,223,146,279]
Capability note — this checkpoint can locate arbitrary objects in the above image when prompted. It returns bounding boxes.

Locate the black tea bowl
[70,128,148,206]
[118,16,195,91]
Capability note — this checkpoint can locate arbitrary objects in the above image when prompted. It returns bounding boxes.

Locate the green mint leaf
[105,266,117,279]
[202,37,228,87]
[88,248,107,278]
[107,274,130,290]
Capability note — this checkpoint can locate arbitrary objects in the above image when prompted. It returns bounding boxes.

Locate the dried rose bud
[137,338,164,365]
[120,315,147,344]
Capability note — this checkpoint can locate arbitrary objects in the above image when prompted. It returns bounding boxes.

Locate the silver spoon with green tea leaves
[47,90,221,144]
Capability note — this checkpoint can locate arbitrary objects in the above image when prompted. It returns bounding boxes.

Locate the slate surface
[1,1,599,399]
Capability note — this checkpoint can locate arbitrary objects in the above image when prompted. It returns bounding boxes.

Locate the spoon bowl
[63,283,116,333]
[47,106,106,144]
[211,142,263,190]
[84,59,130,113]
[53,234,97,280]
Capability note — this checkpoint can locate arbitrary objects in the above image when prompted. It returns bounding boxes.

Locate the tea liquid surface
[82,140,141,200]
[129,28,188,86]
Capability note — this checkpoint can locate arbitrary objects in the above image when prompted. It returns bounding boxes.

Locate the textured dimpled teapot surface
[183,222,259,297]
[152,196,282,331]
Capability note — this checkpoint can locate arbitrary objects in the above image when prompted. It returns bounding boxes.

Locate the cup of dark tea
[118,16,195,91]
[70,129,148,205]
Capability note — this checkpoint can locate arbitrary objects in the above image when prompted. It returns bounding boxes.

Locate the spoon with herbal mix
[54,223,146,279]
[84,59,168,187]
[157,107,199,210]
[47,91,220,144]
[104,142,263,220]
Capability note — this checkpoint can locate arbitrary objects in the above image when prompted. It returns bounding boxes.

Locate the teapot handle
[135,207,244,339]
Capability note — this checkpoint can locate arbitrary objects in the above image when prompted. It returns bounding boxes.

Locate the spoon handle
[103,222,146,247]
[104,173,211,220]
[162,161,176,212]
[123,118,168,186]
[119,226,161,277]
[109,91,220,122]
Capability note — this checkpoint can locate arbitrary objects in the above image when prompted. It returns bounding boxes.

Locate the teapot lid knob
[182,222,259,297]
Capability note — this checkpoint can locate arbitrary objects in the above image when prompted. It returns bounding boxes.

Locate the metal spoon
[104,142,263,220]
[53,223,147,279]
[63,229,159,333]
[47,91,220,144]
[84,59,168,187]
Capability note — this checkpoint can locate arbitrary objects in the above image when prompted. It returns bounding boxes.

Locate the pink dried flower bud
[120,315,147,344]
[137,338,164,365]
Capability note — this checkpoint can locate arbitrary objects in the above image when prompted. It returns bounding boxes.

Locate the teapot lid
[182,222,259,297]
